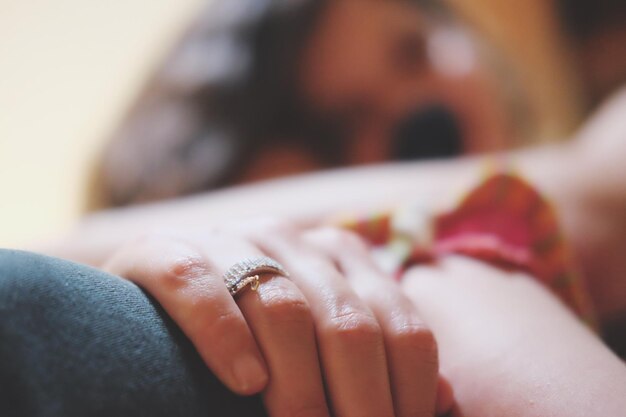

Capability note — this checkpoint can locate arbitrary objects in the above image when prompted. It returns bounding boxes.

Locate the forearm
[37,145,592,266]
[41,157,481,266]
[41,90,626,311]
[403,257,626,417]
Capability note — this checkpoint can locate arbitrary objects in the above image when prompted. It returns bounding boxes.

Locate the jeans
[0,249,267,417]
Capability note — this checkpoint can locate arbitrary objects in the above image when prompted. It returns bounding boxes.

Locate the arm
[46,159,475,265]
[43,89,626,319]
[39,146,562,265]
[402,256,626,417]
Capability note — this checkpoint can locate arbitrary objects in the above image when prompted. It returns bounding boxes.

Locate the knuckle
[114,231,214,289]
[260,284,312,326]
[391,323,438,364]
[325,305,382,343]
[264,296,311,322]
[159,252,210,288]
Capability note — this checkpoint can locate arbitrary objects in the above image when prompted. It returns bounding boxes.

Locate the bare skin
[103,224,626,417]
[104,222,453,417]
[34,90,626,416]
[45,88,626,322]
[403,256,626,417]
[298,0,510,158]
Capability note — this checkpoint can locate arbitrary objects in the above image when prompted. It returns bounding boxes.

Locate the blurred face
[298,0,510,164]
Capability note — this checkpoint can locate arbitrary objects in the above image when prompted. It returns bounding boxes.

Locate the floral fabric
[340,173,596,327]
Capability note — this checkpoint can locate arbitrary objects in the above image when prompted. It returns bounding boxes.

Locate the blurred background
[1,0,625,248]
[0,0,204,246]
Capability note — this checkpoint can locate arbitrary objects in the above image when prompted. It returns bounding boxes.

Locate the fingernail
[233,354,268,394]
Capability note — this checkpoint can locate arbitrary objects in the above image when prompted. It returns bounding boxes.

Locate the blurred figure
[92,0,526,208]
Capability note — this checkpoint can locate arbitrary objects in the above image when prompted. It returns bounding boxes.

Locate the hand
[402,256,626,417]
[104,220,452,417]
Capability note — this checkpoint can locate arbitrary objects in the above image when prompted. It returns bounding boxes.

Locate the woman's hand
[104,220,451,417]
[402,256,626,417]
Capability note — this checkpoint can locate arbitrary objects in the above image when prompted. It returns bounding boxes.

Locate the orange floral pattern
[341,173,596,327]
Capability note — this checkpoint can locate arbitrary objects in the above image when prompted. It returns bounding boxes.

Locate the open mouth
[391,103,463,161]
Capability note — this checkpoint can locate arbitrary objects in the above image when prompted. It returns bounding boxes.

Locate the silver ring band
[223,256,289,296]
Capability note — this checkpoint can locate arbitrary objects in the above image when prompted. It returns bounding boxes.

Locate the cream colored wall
[0,0,204,247]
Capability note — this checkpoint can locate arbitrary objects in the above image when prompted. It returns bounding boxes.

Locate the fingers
[105,220,447,417]
[302,227,441,417]
[107,232,330,417]
[103,234,268,396]
[200,236,330,417]
[246,220,395,417]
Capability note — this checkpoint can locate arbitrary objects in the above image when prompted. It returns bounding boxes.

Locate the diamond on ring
[223,256,289,296]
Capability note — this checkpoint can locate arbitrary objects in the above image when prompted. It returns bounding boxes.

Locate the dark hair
[558,0,626,39]
[91,0,444,208]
